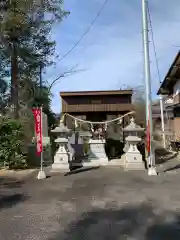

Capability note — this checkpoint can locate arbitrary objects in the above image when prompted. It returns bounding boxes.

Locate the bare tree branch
[45,64,88,93]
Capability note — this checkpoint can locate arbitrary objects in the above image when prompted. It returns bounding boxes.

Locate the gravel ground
[1,162,180,240]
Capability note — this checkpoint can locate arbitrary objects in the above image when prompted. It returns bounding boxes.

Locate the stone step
[108,159,124,166]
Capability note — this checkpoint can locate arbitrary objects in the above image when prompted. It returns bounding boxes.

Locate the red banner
[32,108,42,156]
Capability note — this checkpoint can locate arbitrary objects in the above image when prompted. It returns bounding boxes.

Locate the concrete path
[1,164,180,240]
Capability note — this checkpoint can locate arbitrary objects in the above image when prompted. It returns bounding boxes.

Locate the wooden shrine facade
[60,90,133,124]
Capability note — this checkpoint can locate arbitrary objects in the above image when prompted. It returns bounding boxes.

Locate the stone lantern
[51,121,71,171]
[123,118,145,170]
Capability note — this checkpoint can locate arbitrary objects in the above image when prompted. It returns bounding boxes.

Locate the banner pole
[37,106,46,179]
[40,106,43,172]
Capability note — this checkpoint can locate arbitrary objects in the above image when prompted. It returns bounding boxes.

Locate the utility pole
[142,0,157,175]
[159,95,166,148]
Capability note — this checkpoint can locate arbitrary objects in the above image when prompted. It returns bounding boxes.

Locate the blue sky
[45,0,180,113]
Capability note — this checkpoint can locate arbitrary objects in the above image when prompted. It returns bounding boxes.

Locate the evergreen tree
[0,0,69,118]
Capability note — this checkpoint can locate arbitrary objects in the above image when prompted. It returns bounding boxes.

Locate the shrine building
[59,90,134,159]
[60,89,133,126]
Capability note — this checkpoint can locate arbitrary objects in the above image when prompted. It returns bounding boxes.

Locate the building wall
[164,96,173,104]
[173,79,180,96]
[172,81,180,140]
[173,79,180,104]
[62,95,132,105]
[61,94,133,113]
[174,118,180,141]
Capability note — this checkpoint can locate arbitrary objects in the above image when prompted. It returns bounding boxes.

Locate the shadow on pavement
[164,164,180,173]
[0,177,28,209]
[49,202,180,240]
[0,177,25,189]
[64,166,100,176]
[155,148,178,165]
[0,193,28,209]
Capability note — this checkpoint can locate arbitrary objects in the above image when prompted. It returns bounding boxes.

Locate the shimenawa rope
[62,111,134,125]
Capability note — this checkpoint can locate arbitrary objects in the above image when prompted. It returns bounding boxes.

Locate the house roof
[60,89,133,97]
[157,51,180,95]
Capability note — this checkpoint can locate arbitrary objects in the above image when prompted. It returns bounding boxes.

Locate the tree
[0,52,10,114]
[31,83,57,127]
[0,116,27,169]
[0,79,8,114]
[120,84,146,126]
[0,0,69,118]
[133,85,146,127]
[0,1,71,169]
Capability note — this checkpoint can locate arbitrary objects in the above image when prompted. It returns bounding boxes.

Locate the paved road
[1,166,180,240]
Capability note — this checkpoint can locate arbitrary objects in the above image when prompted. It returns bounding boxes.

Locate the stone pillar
[84,139,108,166]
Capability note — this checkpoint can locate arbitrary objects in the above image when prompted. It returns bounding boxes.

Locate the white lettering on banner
[32,108,42,155]
[37,123,40,133]
[36,113,41,122]
[36,133,40,142]
[37,142,41,153]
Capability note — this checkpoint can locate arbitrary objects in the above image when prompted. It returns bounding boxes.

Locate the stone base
[124,152,145,170]
[108,158,124,166]
[125,151,143,162]
[37,170,46,179]
[148,167,158,176]
[85,158,109,166]
[54,153,69,163]
[124,162,145,171]
[51,163,69,172]
[51,152,70,172]
[98,158,109,166]
[83,161,100,167]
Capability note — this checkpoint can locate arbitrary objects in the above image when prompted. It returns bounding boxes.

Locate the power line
[147,2,166,149]
[58,0,109,62]
[147,2,162,84]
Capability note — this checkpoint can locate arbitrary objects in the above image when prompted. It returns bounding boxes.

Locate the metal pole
[142,0,157,175]
[159,95,166,148]
[40,106,44,172]
[37,63,46,179]
[40,64,43,173]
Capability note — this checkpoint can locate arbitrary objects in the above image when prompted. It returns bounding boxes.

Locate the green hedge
[0,117,27,169]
